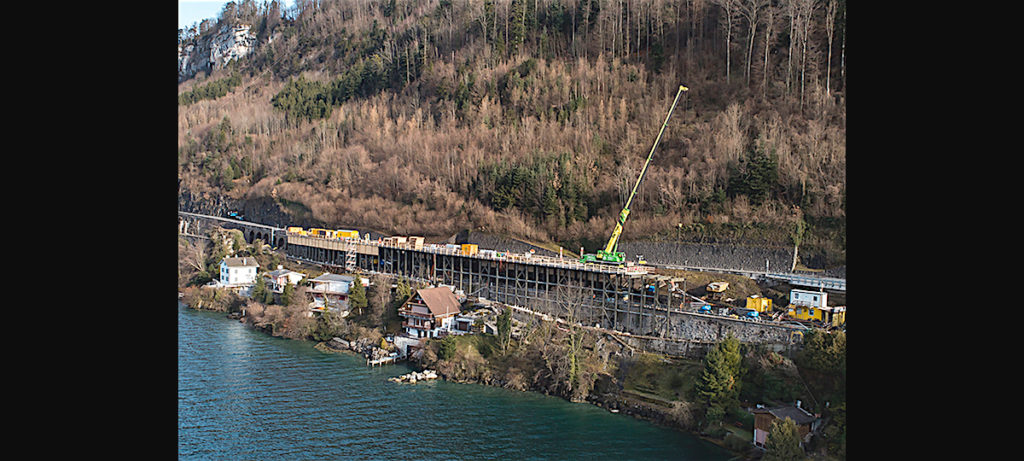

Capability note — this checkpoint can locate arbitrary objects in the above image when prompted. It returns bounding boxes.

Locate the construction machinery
[580,85,688,265]
[707,281,729,293]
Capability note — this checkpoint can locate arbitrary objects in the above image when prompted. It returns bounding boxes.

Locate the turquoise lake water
[178,303,734,459]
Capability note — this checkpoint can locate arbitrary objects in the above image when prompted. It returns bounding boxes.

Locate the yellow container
[828,307,846,327]
[337,230,360,239]
[746,296,773,312]
[287,226,304,234]
[461,244,479,256]
[788,305,845,327]
[788,305,824,322]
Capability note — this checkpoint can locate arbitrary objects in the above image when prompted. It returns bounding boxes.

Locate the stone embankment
[506,302,802,359]
[178,188,298,228]
[619,241,795,273]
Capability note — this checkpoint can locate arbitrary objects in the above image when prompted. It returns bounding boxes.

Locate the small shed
[752,402,819,448]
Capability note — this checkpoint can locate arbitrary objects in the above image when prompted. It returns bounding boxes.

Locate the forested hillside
[177,0,846,268]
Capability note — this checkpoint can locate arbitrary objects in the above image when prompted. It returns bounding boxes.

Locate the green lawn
[622,352,703,402]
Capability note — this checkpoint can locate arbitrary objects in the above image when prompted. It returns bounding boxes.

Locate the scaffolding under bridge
[285,233,691,338]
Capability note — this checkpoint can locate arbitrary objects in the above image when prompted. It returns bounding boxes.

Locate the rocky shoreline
[314,336,397,363]
[414,362,753,459]
[187,302,751,459]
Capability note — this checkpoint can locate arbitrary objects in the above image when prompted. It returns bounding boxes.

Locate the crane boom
[581,84,688,265]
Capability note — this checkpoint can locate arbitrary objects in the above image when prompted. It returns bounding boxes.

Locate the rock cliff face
[178,24,257,82]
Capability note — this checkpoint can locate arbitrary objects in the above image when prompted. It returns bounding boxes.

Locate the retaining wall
[619,241,795,273]
[505,302,803,358]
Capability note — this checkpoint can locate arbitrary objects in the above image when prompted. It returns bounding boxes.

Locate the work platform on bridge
[285,232,678,339]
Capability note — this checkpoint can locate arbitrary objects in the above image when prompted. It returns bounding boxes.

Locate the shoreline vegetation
[179,231,845,460]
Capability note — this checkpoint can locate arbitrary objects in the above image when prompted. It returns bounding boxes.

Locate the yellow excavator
[580,84,689,265]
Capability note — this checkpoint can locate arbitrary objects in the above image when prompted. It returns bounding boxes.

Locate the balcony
[398,308,432,319]
[402,321,432,331]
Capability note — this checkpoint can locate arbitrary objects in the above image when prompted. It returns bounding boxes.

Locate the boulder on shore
[328,337,351,350]
[388,369,439,384]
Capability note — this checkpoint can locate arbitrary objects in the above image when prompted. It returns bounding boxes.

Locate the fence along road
[651,263,846,292]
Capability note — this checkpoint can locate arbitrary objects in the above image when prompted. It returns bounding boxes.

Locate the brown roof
[222,257,259,267]
[416,287,461,317]
[753,406,817,425]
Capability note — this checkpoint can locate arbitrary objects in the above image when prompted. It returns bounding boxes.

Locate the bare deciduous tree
[710,0,740,83]
[783,0,797,94]
[761,4,777,99]
[535,283,598,398]
[179,238,209,285]
[794,0,817,110]
[823,0,837,97]
[738,0,768,86]
[369,274,392,326]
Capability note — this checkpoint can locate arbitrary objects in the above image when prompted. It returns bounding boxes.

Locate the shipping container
[287,226,304,234]
[829,306,846,327]
[786,304,844,326]
[789,289,827,308]
[336,229,360,239]
[461,244,478,256]
[746,295,773,312]
[408,236,424,249]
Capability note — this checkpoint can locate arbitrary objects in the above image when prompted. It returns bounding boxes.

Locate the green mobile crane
[580,84,688,265]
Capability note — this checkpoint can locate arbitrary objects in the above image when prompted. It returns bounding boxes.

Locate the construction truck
[707,281,728,293]
[580,85,689,265]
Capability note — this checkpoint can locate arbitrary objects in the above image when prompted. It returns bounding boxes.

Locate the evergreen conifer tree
[497,308,512,352]
[281,283,295,306]
[763,417,805,461]
[695,335,743,422]
[348,276,368,316]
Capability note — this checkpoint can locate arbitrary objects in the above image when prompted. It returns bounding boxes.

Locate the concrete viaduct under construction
[180,211,811,347]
